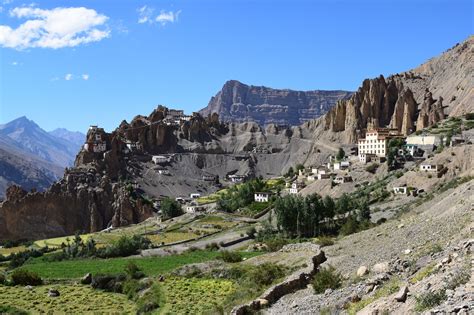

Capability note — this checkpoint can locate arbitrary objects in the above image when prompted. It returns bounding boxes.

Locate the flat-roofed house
[254,192,272,202]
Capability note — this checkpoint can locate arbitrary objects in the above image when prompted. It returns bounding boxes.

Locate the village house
[359,153,375,164]
[406,134,442,152]
[228,174,246,183]
[315,166,330,175]
[450,137,465,146]
[125,141,143,152]
[307,174,317,181]
[202,174,217,182]
[190,193,201,199]
[152,155,169,164]
[419,164,443,173]
[333,161,350,171]
[393,185,408,195]
[83,125,107,153]
[333,175,353,184]
[186,204,206,214]
[289,182,305,194]
[318,173,331,180]
[358,128,402,163]
[254,192,272,203]
[157,169,170,175]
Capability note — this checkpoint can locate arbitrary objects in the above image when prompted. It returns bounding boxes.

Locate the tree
[357,198,371,222]
[285,167,294,178]
[336,148,345,161]
[160,198,183,219]
[336,193,351,215]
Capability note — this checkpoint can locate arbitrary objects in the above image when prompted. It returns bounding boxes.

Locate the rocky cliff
[0,107,331,241]
[322,75,445,143]
[199,80,352,126]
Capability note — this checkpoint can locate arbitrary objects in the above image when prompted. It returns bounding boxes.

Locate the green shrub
[136,284,165,314]
[365,163,378,174]
[205,242,220,251]
[415,290,447,311]
[246,227,257,238]
[0,273,5,285]
[98,235,151,258]
[312,265,342,294]
[249,263,286,287]
[315,236,335,247]
[125,262,145,280]
[219,251,242,263]
[11,269,43,286]
[91,274,126,292]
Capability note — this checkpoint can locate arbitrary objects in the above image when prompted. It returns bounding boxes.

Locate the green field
[161,277,236,313]
[21,251,260,279]
[0,284,136,313]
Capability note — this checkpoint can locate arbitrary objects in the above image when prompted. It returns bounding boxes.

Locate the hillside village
[0,35,473,314]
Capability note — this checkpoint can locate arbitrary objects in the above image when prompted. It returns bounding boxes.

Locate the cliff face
[200,80,352,126]
[323,75,421,143]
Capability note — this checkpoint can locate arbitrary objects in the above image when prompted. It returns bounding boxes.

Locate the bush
[339,216,360,236]
[136,284,164,314]
[315,236,335,247]
[98,235,151,258]
[91,274,126,292]
[312,265,342,294]
[125,262,145,280]
[365,163,378,174]
[415,290,447,311]
[205,242,220,251]
[160,197,183,220]
[0,273,5,285]
[249,263,286,287]
[11,269,43,286]
[219,251,242,263]
[246,227,257,238]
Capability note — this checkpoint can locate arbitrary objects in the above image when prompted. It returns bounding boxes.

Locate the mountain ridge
[199,80,352,126]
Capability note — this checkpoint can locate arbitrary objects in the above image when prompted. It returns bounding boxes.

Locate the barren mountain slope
[266,177,473,314]
[404,35,474,116]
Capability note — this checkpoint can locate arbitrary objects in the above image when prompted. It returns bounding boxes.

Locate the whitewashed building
[419,164,443,172]
[289,182,305,194]
[393,186,408,195]
[254,192,272,202]
[152,155,169,164]
[358,128,402,162]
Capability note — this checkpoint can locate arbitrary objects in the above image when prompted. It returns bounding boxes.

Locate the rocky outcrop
[200,80,352,126]
[0,169,154,240]
[323,76,419,143]
[416,89,446,129]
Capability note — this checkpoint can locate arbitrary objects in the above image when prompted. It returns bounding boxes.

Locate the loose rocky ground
[265,178,473,314]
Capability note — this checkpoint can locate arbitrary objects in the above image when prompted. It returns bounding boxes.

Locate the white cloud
[137,6,181,26]
[137,5,154,24]
[81,74,89,80]
[0,6,110,49]
[65,73,73,80]
[156,10,181,25]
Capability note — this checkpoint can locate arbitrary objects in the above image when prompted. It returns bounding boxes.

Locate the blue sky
[0,0,472,132]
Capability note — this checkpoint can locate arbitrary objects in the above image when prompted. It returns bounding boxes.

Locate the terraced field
[0,284,136,313]
[161,277,236,313]
[21,251,261,279]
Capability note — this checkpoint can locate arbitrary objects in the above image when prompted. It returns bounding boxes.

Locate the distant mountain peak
[200,80,353,126]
